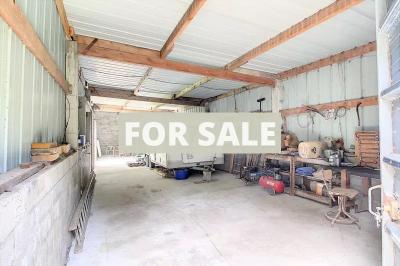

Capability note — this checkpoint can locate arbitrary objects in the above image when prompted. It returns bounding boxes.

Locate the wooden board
[0,0,70,93]
[0,163,45,193]
[280,96,378,117]
[32,153,60,162]
[31,143,57,149]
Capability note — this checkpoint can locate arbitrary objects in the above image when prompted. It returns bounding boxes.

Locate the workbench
[263,154,380,206]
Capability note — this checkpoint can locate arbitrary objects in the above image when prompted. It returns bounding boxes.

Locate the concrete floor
[68,157,381,266]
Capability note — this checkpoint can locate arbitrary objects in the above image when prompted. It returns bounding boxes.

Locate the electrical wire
[63,96,71,144]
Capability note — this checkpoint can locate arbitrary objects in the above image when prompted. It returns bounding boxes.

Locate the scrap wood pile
[31,143,71,163]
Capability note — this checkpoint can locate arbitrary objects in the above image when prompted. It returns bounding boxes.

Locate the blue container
[175,169,190,180]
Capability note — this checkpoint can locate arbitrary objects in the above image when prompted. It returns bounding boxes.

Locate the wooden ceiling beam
[151,0,206,104]
[94,104,174,113]
[78,43,276,86]
[225,0,364,70]
[160,0,207,58]
[90,86,204,106]
[54,0,74,40]
[0,0,71,93]
[277,41,376,79]
[76,35,160,58]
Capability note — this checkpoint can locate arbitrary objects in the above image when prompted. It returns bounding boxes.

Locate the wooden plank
[76,35,160,58]
[294,189,331,205]
[206,84,262,103]
[278,42,376,79]
[32,153,60,162]
[280,96,378,117]
[225,0,364,70]
[79,44,276,86]
[160,0,207,58]
[96,104,175,113]
[0,163,45,193]
[90,86,204,106]
[206,42,375,103]
[54,0,73,40]
[0,0,71,93]
[133,67,153,95]
[31,143,57,149]
[81,38,98,55]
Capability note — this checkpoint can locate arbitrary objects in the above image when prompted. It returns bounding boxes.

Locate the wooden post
[66,41,79,149]
[290,157,295,195]
[361,176,371,196]
[340,169,349,188]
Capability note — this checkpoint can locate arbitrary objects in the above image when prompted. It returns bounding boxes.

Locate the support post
[66,41,79,149]
[272,80,282,113]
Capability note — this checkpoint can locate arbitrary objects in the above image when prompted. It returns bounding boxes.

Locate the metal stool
[325,187,360,229]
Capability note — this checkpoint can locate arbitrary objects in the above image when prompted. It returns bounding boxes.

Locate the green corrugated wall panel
[0,0,66,173]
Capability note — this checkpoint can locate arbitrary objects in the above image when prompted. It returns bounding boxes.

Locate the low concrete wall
[0,153,81,266]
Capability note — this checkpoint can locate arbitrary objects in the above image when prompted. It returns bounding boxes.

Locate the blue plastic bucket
[174,169,190,180]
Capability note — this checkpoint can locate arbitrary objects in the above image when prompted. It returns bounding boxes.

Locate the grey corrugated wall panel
[281,52,378,148]
[0,0,66,173]
[182,106,207,113]
[209,86,273,112]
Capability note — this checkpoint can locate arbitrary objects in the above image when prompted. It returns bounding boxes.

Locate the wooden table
[263,154,380,205]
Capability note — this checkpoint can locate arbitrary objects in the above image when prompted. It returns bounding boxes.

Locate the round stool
[325,187,360,229]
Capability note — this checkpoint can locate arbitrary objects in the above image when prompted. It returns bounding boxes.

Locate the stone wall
[0,153,81,266]
[95,111,119,155]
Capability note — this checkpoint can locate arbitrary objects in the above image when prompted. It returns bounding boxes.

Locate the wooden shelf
[294,189,332,205]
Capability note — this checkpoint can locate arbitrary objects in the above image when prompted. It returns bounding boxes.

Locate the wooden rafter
[54,0,74,40]
[0,0,70,93]
[160,0,207,58]
[225,0,364,70]
[78,43,276,85]
[206,41,376,103]
[149,0,206,103]
[81,38,98,55]
[90,86,204,106]
[94,104,174,113]
[133,67,153,95]
[280,96,378,117]
[76,35,160,58]
[173,0,362,99]
[278,41,376,79]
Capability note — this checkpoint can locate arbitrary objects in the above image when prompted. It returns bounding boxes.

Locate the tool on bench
[257,97,265,112]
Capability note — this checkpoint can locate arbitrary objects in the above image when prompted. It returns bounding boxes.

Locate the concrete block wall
[95,111,119,155]
[0,153,81,266]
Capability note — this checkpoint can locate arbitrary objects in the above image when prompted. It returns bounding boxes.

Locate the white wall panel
[209,86,272,112]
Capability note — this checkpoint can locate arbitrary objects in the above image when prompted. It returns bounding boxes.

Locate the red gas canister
[259,175,285,194]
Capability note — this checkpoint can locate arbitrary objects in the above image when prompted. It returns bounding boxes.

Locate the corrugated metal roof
[243,1,376,73]
[79,55,148,90]
[185,79,248,98]
[137,68,204,98]
[167,0,334,67]
[67,0,376,102]
[64,0,193,50]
